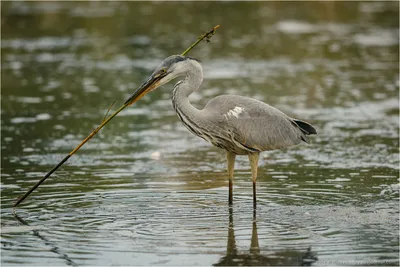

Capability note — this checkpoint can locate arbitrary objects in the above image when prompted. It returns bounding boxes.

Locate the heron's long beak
[124,73,165,106]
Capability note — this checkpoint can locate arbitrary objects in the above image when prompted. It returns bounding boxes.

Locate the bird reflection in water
[214,208,318,266]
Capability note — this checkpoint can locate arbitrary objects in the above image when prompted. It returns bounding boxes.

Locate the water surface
[1,2,399,266]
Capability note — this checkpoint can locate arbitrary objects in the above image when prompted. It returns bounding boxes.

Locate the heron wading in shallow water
[125,55,317,207]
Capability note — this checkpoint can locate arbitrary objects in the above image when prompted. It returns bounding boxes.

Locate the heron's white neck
[172,59,203,118]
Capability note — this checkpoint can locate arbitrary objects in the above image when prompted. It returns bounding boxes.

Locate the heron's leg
[248,153,260,208]
[227,151,236,205]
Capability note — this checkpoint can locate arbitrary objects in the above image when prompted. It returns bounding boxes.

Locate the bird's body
[180,94,312,155]
[170,56,315,156]
[125,55,316,206]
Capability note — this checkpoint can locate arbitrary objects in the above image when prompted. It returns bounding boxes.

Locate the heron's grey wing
[202,95,306,152]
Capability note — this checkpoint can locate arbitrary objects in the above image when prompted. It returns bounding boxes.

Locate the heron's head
[124,55,201,105]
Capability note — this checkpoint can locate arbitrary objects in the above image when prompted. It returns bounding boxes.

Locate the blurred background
[1,2,399,266]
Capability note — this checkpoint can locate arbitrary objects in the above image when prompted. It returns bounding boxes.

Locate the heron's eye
[160,69,167,74]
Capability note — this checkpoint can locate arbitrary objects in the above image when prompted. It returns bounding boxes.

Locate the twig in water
[13,25,220,209]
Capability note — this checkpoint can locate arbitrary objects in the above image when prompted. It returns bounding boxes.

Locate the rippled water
[1,2,399,266]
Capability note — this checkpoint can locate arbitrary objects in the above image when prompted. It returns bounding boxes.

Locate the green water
[1,2,399,266]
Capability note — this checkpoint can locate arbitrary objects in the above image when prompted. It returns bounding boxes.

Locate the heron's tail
[293,119,317,135]
[293,119,317,143]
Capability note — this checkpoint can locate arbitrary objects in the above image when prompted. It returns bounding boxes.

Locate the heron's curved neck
[172,61,203,116]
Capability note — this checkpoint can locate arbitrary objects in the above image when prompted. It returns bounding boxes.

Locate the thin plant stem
[13,25,220,208]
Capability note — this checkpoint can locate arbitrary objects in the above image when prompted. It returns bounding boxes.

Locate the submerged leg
[248,153,260,208]
[227,151,236,205]
[250,209,260,255]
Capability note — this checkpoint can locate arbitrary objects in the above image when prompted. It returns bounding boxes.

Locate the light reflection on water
[2,166,399,265]
[2,186,398,266]
[1,1,399,266]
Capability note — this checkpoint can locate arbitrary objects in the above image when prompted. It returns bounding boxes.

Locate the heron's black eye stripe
[186,56,201,63]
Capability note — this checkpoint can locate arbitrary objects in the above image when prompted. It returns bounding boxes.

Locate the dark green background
[1,2,399,266]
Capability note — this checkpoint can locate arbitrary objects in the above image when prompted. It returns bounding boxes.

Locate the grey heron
[125,55,317,206]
